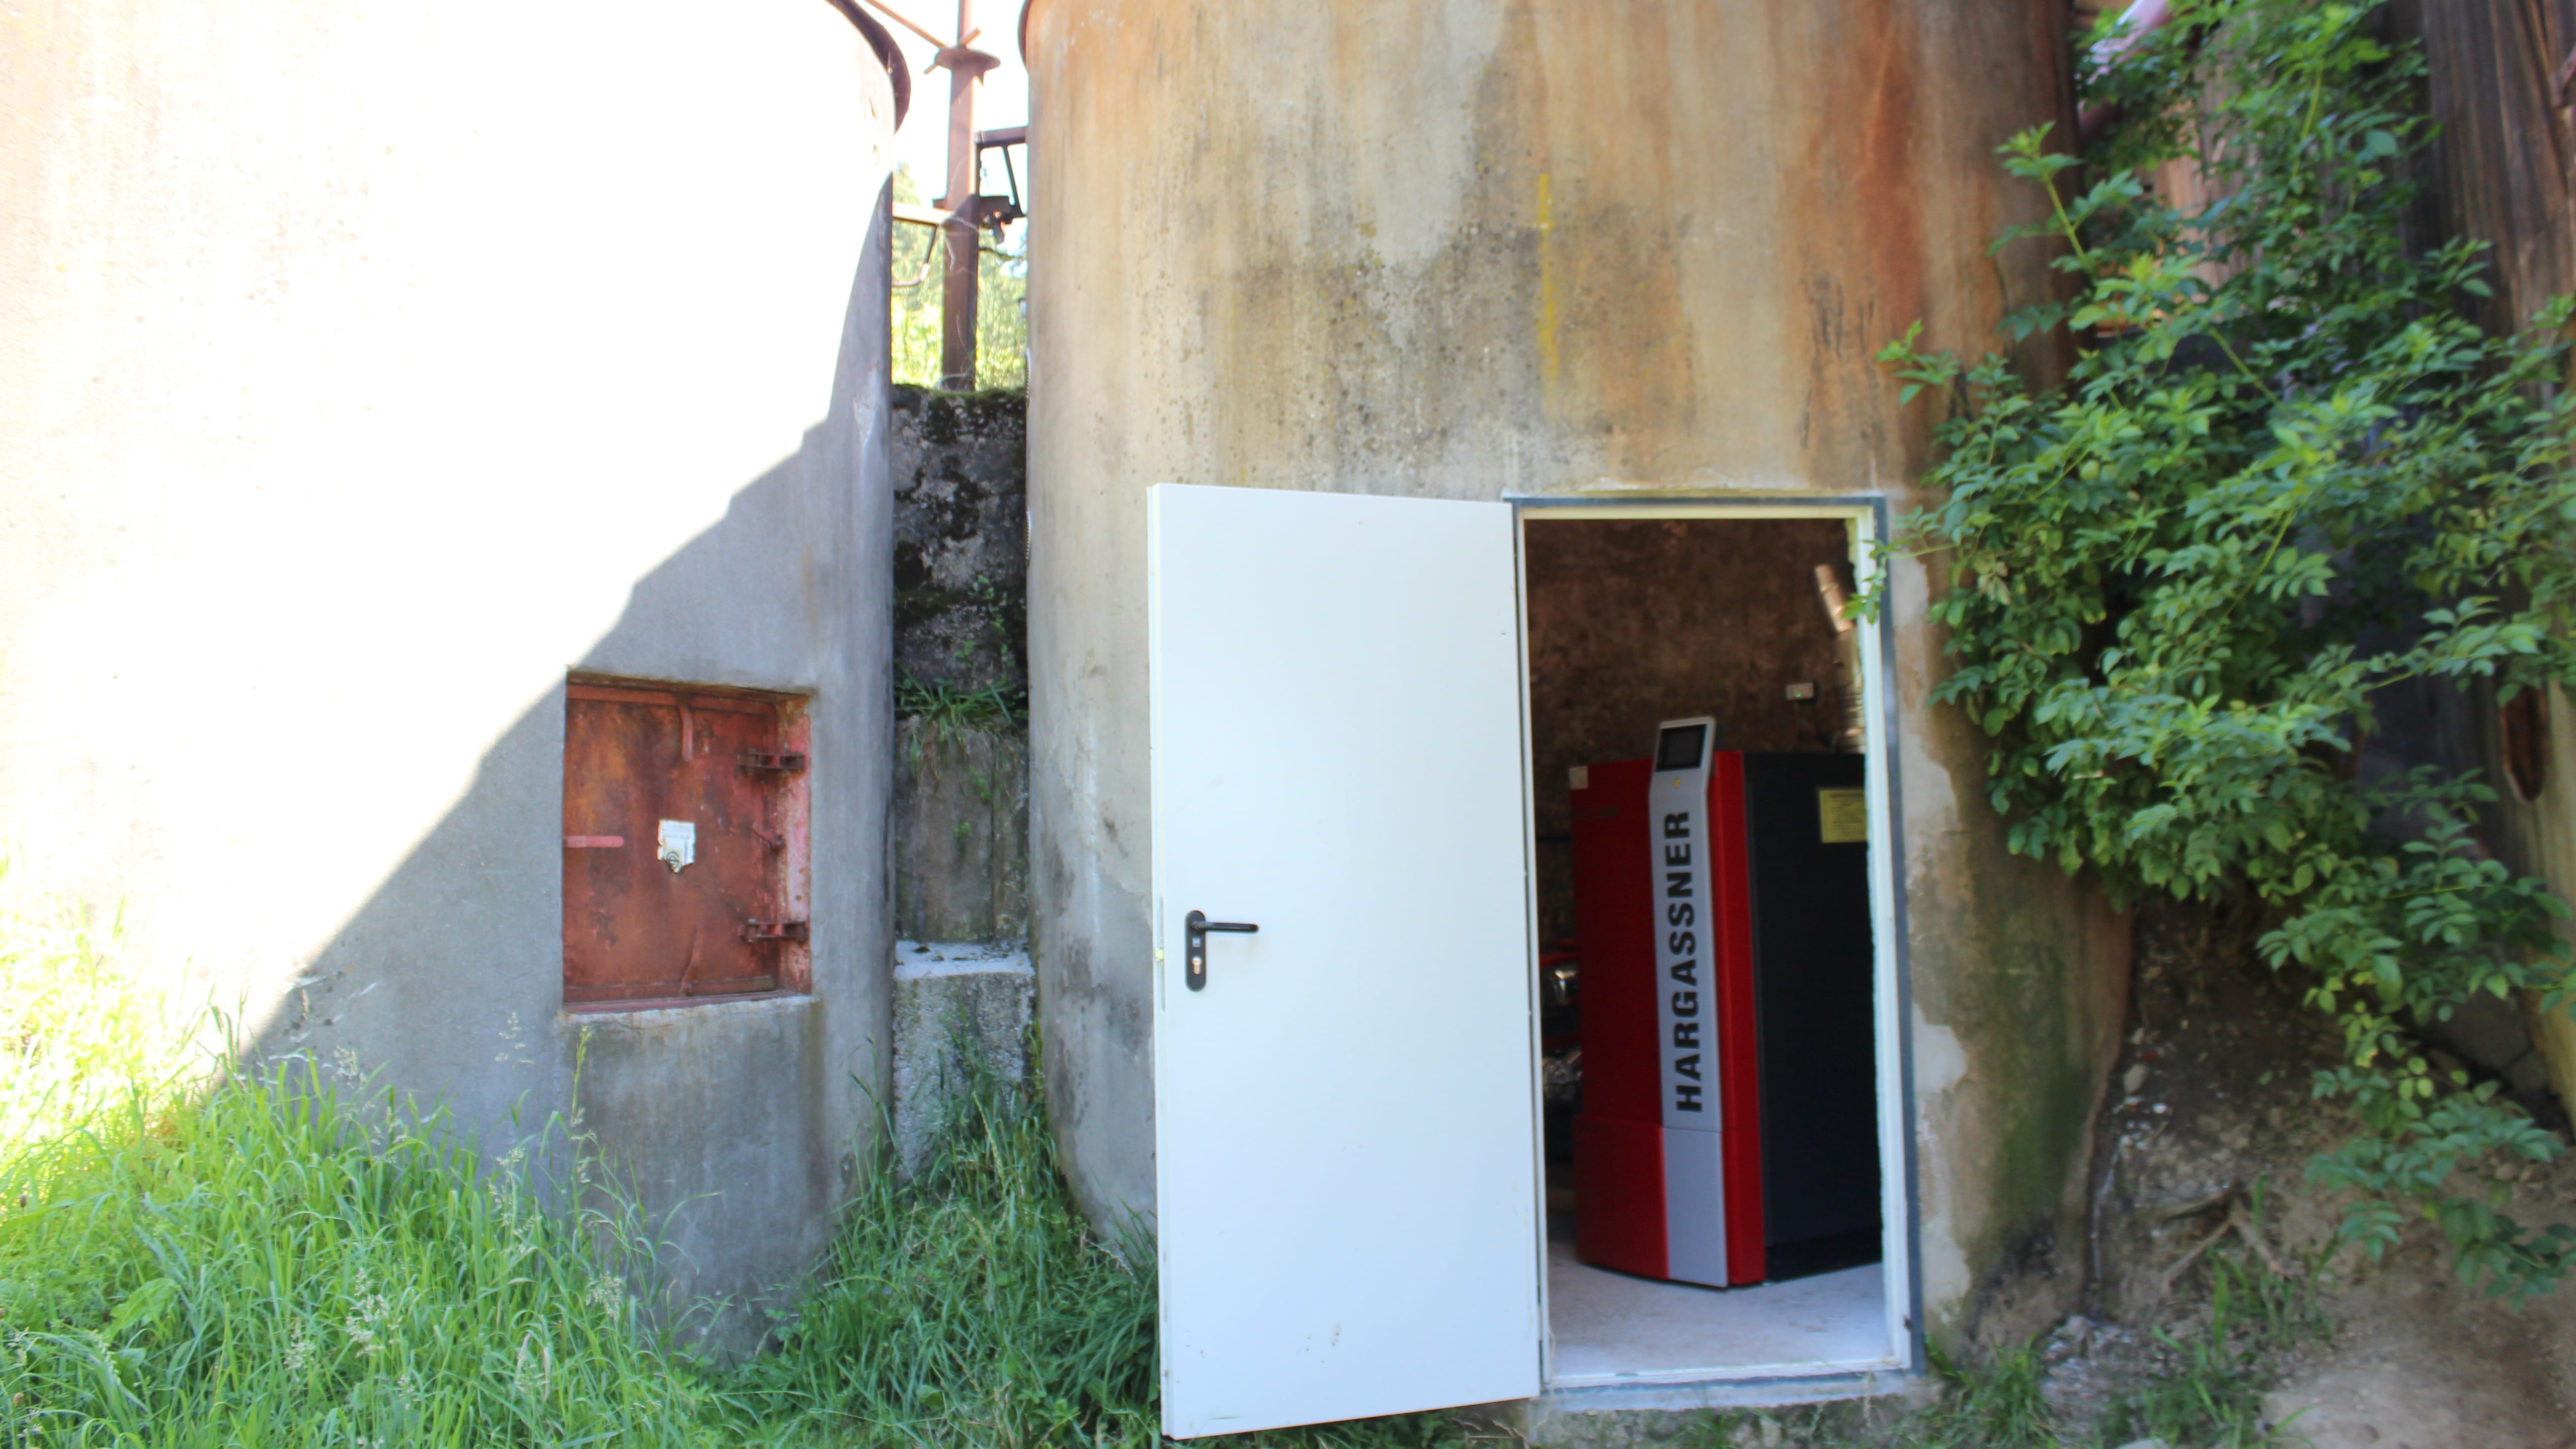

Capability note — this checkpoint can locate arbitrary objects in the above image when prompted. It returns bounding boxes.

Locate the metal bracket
[740,920,810,943]
[737,750,807,772]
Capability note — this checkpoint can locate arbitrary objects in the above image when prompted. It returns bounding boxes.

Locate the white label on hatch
[656,820,696,873]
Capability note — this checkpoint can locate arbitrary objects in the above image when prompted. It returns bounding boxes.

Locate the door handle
[1184,909,1259,992]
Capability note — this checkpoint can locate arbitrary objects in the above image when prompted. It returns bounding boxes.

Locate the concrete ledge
[1538,1368,1922,1416]
[1449,1370,1928,1447]
[892,940,1034,1177]
[554,993,813,1033]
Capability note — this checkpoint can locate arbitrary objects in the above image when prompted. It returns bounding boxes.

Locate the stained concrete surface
[889,388,1030,948]
[894,720,1029,942]
[892,385,1029,697]
[1022,0,2128,1355]
[248,383,899,1342]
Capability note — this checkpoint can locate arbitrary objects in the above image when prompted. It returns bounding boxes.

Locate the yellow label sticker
[1818,787,1868,844]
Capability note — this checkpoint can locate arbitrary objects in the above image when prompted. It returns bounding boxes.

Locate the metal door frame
[1511,495,1923,1391]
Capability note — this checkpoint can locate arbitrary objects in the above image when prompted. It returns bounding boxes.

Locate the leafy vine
[1874,0,2576,1299]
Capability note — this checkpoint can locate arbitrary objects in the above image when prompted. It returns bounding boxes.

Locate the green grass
[2099,1236,2327,1449]
[0,897,189,1180]
[0,874,1150,1448]
[1861,1224,2325,1449]
[0,1068,730,1447]
[0,883,2331,1449]
[0,871,1145,1447]
[0,874,726,1446]
[1882,1343,2061,1449]
[898,674,1025,736]
[733,1053,1158,1448]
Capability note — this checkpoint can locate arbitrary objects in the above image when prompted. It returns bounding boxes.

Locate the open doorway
[1142,486,1912,1434]
[1520,507,1911,1387]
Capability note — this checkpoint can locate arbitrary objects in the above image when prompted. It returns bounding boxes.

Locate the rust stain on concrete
[1020,0,2124,1348]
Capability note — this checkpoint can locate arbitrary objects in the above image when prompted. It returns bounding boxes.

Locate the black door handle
[1184,909,1259,992]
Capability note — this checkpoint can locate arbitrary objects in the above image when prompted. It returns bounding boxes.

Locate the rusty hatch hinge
[741,919,809,943]
[737,749,806,772]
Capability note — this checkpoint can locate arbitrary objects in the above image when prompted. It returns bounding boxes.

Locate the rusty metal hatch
[562,677,811,1010]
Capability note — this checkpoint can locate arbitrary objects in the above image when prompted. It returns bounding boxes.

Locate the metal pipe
[934,0,1001,390]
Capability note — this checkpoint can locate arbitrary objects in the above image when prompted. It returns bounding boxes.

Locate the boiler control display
[1655,722,1708,772]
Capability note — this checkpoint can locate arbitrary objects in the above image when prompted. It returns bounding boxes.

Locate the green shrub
[1875,0,2576,1299]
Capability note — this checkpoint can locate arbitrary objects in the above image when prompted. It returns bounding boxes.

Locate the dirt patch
[2032,900,2576,1447]
[2255,1195,2576,1449]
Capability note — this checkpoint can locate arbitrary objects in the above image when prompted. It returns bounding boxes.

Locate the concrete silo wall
[0,0,901,1331]
[1021,0,2129,1345]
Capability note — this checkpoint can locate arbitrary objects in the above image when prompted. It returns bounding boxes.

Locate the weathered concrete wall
[893,385,1030,698]
[889,382,1031,943]
[889,384,1031,942]
[1021,0,2127,1349]
[2394,0,2576,1117]
[0,0,902,1331]
[886,385,1033,1173]
[894,717,1031,941]
[891,941,1035,1177]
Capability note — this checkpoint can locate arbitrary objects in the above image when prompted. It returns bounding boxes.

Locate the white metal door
[1149,484,1540,1438]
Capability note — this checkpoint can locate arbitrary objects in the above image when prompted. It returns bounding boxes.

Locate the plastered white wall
[0,0,901,1322]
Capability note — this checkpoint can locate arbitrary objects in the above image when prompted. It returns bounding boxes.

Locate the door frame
[1512,495,1924,1388]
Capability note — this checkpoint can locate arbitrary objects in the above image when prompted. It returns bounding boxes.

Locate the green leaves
[102,1277,178,1339]
[1881,0,2576,1300]
[1877,322,1960,407]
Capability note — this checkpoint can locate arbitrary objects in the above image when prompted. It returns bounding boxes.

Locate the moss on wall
[1907,808,2130,1350]
[892,386,1028,700]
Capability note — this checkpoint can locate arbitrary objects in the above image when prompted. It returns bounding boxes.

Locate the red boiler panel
[1567,717,1883,1290]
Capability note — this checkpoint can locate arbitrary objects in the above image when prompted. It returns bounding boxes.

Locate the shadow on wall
[242,182,896,1345]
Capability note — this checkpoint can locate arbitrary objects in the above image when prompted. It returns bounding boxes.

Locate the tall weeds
[0,876,1169,1448]
[740,1053,1159,1448]
[2102,1241,2328,1449]
[0,1068,729,1447]
[0,887,192,1179]
[0,880,725,1446]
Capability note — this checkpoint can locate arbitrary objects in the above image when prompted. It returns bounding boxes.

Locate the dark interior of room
[1525,516,1854,958]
